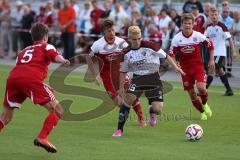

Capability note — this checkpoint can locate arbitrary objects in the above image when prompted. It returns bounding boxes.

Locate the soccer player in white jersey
[112,26,185,137]
[169,13,215,120]
[205,7,237,96]
[86,20,147,127]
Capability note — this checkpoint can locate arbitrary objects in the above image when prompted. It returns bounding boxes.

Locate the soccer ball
[185,124,203,141]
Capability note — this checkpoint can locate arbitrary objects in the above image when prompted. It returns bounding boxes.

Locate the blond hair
[128,26,141,37]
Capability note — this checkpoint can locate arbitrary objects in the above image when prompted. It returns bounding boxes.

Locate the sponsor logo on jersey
[180,46,196,53]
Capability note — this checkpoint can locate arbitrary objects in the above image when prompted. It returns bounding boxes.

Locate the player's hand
[175,67,185,76]
[63,59,70,66]
[95,74,102,85]
[208,60,215,73]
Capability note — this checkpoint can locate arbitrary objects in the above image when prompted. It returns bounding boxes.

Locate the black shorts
[214,56,225,70]
[126,72,163,105]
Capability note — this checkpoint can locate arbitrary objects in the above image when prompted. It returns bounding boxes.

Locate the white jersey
[120,40,167,75]
[90,36,128,74]
[90,36,128,57]
[204,22,231,56]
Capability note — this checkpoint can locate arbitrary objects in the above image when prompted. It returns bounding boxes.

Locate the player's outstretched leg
[112,103,130,137]
[34,101,62,153]
[132,100,146,127]
[0,107,14,132]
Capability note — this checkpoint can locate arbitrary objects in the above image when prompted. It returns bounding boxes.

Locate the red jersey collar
[104,36,115,45]
[182,31,193,38]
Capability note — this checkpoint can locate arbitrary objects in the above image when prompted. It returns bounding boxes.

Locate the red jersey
[193,14,206,34]
[169,31,213,71]
[9,41,60,81]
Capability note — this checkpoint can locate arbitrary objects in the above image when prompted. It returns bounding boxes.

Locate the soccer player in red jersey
[169,13,215,120]
[0,23,70,153]
[86,20,147,127]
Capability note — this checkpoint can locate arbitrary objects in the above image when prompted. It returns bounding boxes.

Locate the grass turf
[0,65,239,160]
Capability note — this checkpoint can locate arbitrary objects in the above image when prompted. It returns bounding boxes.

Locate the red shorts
[101,72,130,99]
[3,77,56,108]
[102,75,119,99]
[181,68,207,90]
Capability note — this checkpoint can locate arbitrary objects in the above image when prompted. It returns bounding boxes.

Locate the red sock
[38,112,60,139]
[192,99,204,113]
[132,100,144,121]
[0,119,4,131]
[200,91,208,105]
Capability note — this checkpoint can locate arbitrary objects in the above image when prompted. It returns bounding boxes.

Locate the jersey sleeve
[120,54,128,73]
[196,31,208,42]
[151,48,167,59]
[45,44,61,61]
[224,31,231,40]
[89,41,99,57]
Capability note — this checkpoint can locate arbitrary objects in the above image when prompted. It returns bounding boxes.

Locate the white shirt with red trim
[204,22,231,56]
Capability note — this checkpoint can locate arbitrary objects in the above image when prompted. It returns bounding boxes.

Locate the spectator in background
[192,5,206,34]
[131,9,143,34]
[10,0,23,59]
[90,0,104,39]
[158,8,171,32]
[170,8,181,28]
[19,5,34,49]
[220,6,234,77]
[71,0,79,31]
[26,3,36,18]
[147,23,162,47]
[142,7,158,37]
[183,0,204,13]
[126,0,140,17]
[120,17,131,37]
[232,11,240,45]
[140,0,151,15]
[79,1,92,34]
[100,0,112,20]
[58,0,76,62]
[203,2,212,29]
[109,1,128,35]
[36,6,46,23]
[0,3,11,56]
[0,0,10,58]
[45,1,54,29]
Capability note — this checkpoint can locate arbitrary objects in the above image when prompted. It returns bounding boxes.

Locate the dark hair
[101,19,114,31]
[181,13,194,24]
[30,23,49,41]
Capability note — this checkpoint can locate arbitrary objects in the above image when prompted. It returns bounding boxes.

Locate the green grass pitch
[0,65,240,160]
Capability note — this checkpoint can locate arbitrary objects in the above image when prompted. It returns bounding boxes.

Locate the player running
[0,23,70,153]
[169,13,215,120]
[86,19,147,127]
[112,26,185,137]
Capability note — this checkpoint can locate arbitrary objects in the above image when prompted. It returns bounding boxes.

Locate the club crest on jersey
[180,46,195,53]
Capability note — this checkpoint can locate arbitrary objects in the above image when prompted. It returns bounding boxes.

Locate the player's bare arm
[166,55,185,75]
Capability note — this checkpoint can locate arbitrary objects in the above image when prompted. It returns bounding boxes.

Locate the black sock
[117,104,130,132]
[220,74,231,91]
[206,75,213,89]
